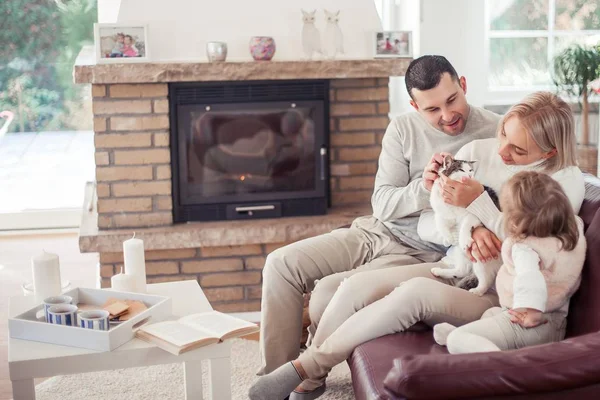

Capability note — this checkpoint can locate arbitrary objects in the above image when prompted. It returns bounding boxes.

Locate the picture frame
[94,23,150,64]
[374,31,412,58]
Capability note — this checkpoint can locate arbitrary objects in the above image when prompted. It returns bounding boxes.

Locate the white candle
[32,251,62,303]
[123,234,147,293]
[111,272,137,292]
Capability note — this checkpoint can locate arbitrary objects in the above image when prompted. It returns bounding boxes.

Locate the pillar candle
[111,272,137,292]
[123,234,147,293]
[32,251,62,303]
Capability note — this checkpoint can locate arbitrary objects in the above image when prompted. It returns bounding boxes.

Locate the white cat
[301,9,321,59]
[429,155,501,296]
[323,10,344,59]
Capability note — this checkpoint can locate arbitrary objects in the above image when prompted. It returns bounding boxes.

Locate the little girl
[434,170,586,353]
[122,35,139,57]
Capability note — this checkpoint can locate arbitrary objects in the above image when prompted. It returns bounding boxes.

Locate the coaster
[118,300,148,321]
[103,301,130,318]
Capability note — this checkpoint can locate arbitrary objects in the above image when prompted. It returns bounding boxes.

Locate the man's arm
[371,118,431,222]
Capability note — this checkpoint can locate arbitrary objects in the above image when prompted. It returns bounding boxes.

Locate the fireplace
[169,80,330,222]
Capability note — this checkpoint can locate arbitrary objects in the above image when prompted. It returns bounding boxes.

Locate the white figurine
[324,10,344,59]
[301,9,321,59]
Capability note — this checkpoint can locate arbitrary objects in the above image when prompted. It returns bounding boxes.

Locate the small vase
[249,36,276,61]
[206,42,228,62]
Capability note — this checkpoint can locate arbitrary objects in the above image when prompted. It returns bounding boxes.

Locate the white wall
[419,0,487,107]
[107,0,382,61]
[98,0,122,23]
[384,0,421,116]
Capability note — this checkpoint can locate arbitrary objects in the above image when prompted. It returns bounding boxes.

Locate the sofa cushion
[348,331,447,400]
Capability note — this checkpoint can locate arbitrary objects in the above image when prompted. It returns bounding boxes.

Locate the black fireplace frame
[169,79,330,223]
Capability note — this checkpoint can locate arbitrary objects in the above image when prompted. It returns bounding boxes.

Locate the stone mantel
[73,46,411,84]
[80,178,368,253]
[81,202,369,254]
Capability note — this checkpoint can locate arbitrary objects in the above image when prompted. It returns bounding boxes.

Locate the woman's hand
[467,226,502,262]
[439,175,485,208]
[422,152,452,191]
[508,308,547,328]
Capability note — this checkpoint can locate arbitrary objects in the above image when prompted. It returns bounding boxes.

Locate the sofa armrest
[383,331,600,399]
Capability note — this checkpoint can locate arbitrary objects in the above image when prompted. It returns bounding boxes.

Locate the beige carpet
[34,339,355,399]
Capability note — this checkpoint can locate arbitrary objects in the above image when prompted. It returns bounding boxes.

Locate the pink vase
[249,36,276,61]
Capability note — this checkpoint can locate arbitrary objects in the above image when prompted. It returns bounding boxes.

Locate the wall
[101,0,382,61]
[419,0,487,107]
[98,0,121,23]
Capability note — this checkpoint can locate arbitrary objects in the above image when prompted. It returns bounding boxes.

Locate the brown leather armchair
[347,175,600,399]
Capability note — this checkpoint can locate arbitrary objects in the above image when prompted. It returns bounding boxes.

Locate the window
[486,0,600,90]
[0,0,97,229]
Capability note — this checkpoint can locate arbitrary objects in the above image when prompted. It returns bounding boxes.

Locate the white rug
[34,339,355,400]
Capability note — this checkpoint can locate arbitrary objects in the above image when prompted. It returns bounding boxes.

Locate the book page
[179,311,258,339]
[139,321,215,347]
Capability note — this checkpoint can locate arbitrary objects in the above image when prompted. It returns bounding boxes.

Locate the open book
[135,311,259,355]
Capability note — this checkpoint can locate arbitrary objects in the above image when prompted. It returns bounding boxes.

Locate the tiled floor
[0,232,98,400]
[0,131,95,213]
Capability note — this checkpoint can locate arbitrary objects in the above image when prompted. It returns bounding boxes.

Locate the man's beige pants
[258,215,443,375]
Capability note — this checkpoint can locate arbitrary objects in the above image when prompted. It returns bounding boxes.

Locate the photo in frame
[94,23,150,63]
[374,31,412,58]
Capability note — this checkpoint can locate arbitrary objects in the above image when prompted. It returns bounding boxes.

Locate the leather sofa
[347,175,600,399]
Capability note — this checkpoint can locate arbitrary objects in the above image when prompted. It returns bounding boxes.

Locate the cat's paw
[431,267,443,277]
[469,287,486,297]
[459,235,474,252]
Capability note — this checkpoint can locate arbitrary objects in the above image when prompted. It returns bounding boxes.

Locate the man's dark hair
[405,55,459,99]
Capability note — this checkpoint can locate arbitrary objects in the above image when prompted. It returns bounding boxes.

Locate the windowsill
[486,88,600,108]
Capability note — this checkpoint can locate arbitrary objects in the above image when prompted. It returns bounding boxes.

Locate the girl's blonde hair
[498,91,577,173]
[501,171,579,251]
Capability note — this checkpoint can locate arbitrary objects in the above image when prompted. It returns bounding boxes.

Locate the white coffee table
[8,280,232,400]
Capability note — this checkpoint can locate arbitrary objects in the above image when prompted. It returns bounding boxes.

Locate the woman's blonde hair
[501,171,579,251]
[498,91,577,173]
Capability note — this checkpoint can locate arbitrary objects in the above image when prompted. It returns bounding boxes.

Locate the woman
[249,92,584,400]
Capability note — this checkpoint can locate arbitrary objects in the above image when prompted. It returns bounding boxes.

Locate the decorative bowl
[249,36,276,61]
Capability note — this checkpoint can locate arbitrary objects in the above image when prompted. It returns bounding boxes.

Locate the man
[258,55,502,375]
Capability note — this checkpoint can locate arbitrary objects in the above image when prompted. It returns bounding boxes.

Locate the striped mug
[78,310,110,331]
[43,295,73,322]
[47,304,78,326]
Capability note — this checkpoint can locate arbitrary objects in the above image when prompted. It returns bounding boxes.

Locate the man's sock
[249,362,304,400]
[433,322,457,346]
[289,383,327,400]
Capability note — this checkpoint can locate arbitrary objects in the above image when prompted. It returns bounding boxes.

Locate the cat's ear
[324,9,332,17]
[311,9,317,16]
[335,10,340,16]
[443,154,453,169]
[302,9,308,17]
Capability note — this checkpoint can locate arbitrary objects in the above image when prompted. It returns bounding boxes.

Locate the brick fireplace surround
[74,47,411,312]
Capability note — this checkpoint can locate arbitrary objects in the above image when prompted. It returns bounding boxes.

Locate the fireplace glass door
[178,101,326,205]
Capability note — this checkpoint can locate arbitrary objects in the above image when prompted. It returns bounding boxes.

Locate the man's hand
[422,152,452,191]
[440,176,485,208]
[508,308,547,328]
[467,226,502,262]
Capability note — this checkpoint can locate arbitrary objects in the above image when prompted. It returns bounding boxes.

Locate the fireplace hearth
[169,80,330,222]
